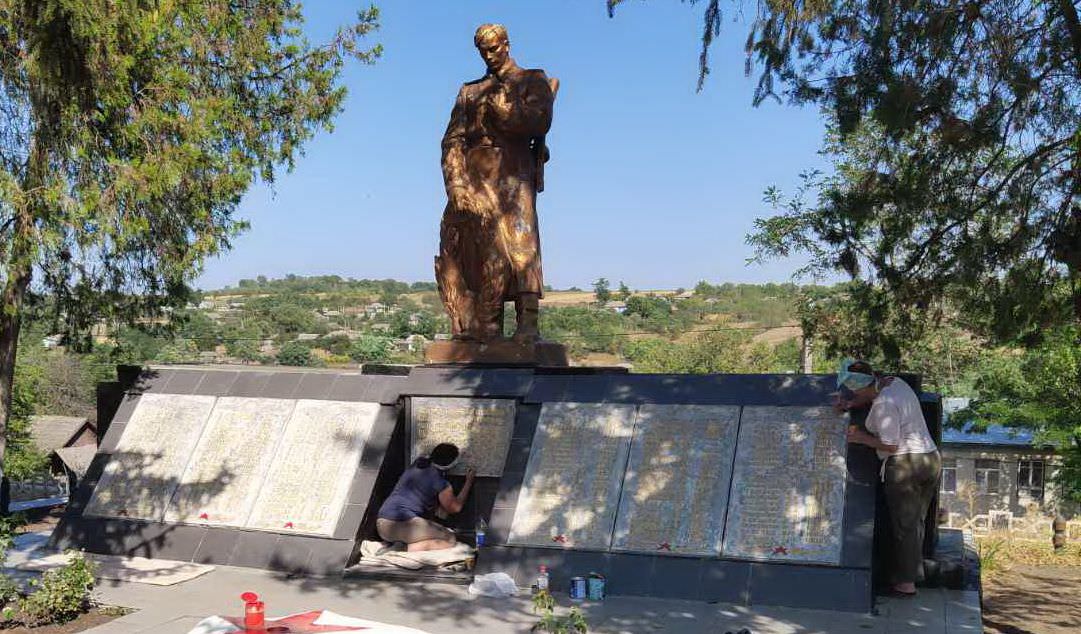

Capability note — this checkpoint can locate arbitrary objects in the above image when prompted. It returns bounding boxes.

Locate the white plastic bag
[467,572,518,598]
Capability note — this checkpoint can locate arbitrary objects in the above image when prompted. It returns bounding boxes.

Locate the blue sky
[197,1,829,291]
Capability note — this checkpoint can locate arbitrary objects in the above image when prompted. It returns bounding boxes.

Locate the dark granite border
[526,373,842,406]
[50,367,401,575]
[482,373,880,612]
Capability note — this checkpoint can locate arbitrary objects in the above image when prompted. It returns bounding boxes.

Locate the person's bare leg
[406,538,457,552]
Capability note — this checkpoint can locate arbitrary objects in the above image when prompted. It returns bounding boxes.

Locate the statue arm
[497,72,554,136]
[441,88,468,192]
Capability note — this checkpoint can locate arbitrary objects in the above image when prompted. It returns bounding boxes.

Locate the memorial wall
[500,402,849,563]
[507,403,636,549]
[409,397,515,477]
[722,406,847,564]
[85,392,381,537]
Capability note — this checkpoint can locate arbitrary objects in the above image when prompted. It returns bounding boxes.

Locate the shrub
[531,590,588,633]
[18,552,96,626]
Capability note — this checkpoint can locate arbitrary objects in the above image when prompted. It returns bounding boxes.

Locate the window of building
[940,458,957,493]
[1018,459,1045,501]
[975,459,1000,494]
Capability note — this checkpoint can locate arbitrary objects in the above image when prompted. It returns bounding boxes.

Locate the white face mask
[431,455,459,471]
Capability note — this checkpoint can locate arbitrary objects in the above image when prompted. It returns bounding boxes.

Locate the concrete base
[2,531,984,634]
[424,339,569,366]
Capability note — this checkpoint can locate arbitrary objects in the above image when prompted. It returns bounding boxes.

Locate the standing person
[835,359,941,597]
[376,443,475,552]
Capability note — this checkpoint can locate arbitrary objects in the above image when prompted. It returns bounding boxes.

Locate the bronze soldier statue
[435,24,559,344]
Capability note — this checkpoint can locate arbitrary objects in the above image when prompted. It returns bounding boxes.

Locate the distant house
[41,334,63,349]
[296,333,320,342]
[370,323,391,333]
[397,334,429,353]
[28,415,98,490]
[365,302,388,318]
[675,291,695,300]
[407,313,425,328]
[603,300,627,314]
[939,397,1076,521]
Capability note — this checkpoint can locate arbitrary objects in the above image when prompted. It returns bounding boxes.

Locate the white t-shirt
[865,377,937,460]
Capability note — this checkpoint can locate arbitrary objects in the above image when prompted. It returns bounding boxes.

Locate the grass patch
[976,534,1081,580]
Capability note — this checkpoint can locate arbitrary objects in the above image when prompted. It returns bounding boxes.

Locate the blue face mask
[837,358,875,390]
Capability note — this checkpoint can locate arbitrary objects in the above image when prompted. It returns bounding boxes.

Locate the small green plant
[0,513,27,555]
[978,537,1008,577]
[0,575,19,606]
[531,589,588,633]
[17,551,97,626]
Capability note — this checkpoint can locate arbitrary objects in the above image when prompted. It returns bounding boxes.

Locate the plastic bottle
[475,517,488,547]
[536,565,550,592]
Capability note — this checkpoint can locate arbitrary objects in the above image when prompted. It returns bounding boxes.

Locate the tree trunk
[0,227,33,483]
[0,133,43,481]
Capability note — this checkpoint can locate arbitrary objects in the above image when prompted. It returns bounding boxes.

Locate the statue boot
[513,292,540,343]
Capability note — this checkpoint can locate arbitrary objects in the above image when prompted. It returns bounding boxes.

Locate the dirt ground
[982,564,1081,634]
[18,507,64,534]
[1,608,126,634]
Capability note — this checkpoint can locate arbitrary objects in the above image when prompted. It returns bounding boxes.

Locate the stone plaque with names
[612,405,740,555]
[165,397,296,526]
[508,403,635,550]
[86,393,217,521]
[721,406,848,564]
[410,397,515,477]
[247,400,379,535]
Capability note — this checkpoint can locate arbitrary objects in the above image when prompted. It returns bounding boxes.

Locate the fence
[945,510,1081,541]
[7,476,69,512]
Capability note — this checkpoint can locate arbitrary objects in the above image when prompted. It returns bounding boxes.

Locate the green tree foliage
[350,335,393,364]
[318,334,353,357]
[617,281,631,301]
[959,326,1081,502]
[228,275,413,298]
[733,0,1081,335]
[245,295,324,336]
[0,1,380,476]
[592,278,611,305]
[175,310,221,352]
[624,295,671,321]
[276,341,317,367]
[226,339,263,364]
[623,330,777,374]
[540,306,624,355]
[155,340,200,365]
[391,311,436,338]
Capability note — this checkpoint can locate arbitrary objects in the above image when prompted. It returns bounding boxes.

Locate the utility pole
[800,333,813,374]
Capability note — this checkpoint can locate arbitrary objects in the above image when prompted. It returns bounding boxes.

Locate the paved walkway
[5,533,982,634]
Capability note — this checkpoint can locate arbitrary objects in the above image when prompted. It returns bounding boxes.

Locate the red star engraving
[657,542,672,551]
[552,534,567,544]
[772,546,788,555]
[225,610,373,633]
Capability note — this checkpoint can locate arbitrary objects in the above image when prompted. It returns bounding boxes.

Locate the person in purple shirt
[376,443,475,552]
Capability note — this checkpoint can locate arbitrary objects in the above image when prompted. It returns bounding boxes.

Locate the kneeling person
[376,443,475,552]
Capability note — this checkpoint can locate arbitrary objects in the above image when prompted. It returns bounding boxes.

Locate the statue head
[474,23,511,74]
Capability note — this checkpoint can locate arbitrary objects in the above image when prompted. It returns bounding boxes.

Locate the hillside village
[93,275,816,372]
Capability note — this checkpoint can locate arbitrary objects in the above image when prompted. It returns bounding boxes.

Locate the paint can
[569,576,587,601]
[587,573,606,601]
